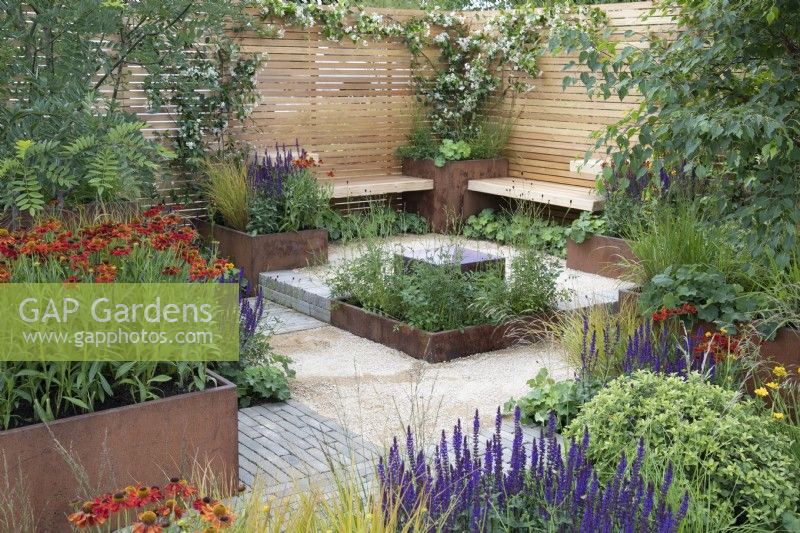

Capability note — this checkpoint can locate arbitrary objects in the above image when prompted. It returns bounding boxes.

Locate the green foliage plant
[202,159,251,231]
[565,211,607,244]
[565,371,800,531]
[279,170,333,233]
[0,112,172,219]
[217,331,295,407]
[639,264,758,330]
[625,202,745,286]
[563,0,800,263]
[462,207,568,256]
[504,368,599,430]
[434,139,471,167]
[751,251,800,335]
[471,246,563,324]
[0,0,264,218]
[321,203,428,242]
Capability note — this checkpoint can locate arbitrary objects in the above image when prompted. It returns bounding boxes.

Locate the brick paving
[237,399,379,499]
[237,398,545,501]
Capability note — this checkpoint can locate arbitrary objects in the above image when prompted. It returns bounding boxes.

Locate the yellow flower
[767,381,779,390]
[262,504,270,514]
[720,327,728,335]
[773,365,788,378]
[704,331,712,338]
[773,412,785,421]
[224,262,235,270]
[754,387,768,397]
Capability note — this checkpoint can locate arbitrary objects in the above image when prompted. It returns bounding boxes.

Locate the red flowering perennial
[651,303,698,322]
[0,207,237,284]
[68,477,235,531]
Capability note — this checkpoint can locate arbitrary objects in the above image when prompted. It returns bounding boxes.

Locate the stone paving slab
[253,300,327,335]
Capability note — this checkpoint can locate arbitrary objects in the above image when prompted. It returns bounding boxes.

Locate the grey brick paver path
[237,399,380,499]
[237,398,545,502]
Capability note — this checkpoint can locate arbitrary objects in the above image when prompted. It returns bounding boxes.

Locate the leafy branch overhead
[561,0,800,262]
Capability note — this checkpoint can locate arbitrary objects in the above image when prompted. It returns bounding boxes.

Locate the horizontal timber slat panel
[504,1,664,190]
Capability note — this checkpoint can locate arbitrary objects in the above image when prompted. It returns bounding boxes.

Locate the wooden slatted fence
[110,2,672,204]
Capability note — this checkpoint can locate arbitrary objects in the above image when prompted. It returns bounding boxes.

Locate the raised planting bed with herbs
[328,244,562,362]
[195,221,327,289]
[197,143,331,288]
[330,300,547,362]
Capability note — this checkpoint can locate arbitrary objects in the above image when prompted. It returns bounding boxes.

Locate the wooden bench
[467,177,604,211]
[327,175,434,199]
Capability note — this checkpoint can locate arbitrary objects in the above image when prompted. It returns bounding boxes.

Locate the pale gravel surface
[272,325,572,448]
[265,234,629,447]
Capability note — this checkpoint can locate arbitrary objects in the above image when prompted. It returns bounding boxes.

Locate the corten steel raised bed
[0,371,238,533]
[759,327,800,368]
[195,220,328,289]
[402,159,508,233]
[566,235,636,279]
[330,300,548,363]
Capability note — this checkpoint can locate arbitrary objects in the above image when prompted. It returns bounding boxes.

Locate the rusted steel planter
[566,235,635,279]
[195,220,328,289]
[402,159,508,233]
[0,371,238,533]
[760,327,800,367]
[330,300,547,363]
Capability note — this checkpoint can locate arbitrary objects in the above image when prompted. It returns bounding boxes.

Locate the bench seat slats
[328,175,433,199]
[467,177,604,211]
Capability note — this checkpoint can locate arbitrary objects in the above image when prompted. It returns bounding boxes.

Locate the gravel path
[272,325,572,447]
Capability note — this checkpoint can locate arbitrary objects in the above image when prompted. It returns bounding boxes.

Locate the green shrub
[565,371,800,530]
[639,264,759,330]
[626,202,746,287]
[472,246,563,323]
[0,117,170,218]
[505,368,599,430]
[462,208,568,256]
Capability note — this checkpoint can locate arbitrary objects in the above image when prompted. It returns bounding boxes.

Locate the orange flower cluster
[651,303,698,322]
[694,330,741,363]
[292,153,320,169]
[0,206,236,284]
[67,477,235,532]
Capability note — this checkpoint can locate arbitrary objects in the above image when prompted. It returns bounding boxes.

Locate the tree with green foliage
[565,0,800,264]
[0,0,265,220]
